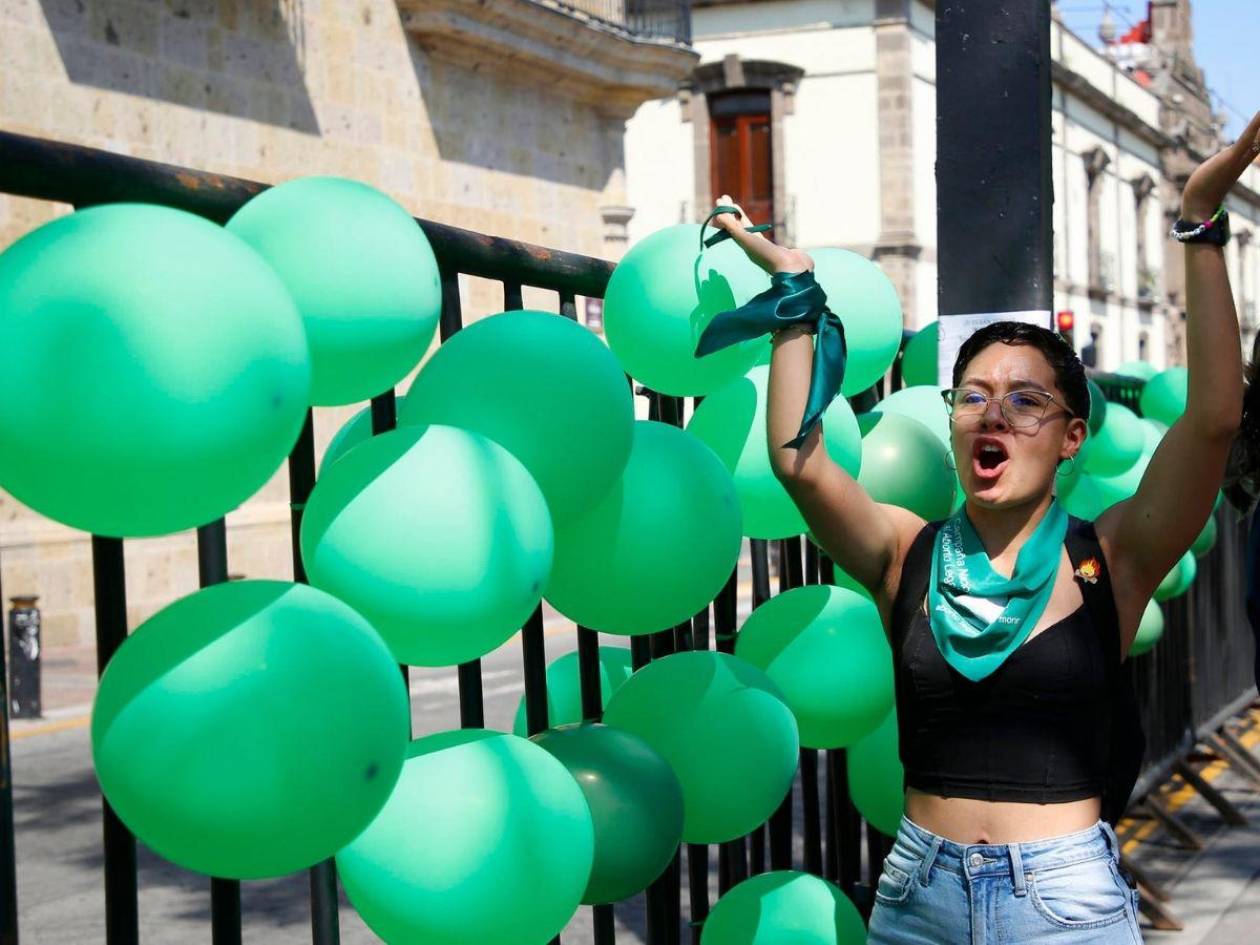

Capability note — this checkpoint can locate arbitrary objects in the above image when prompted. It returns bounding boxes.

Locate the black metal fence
[0,132,1255,945]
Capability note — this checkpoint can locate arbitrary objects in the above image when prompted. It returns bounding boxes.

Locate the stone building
[623,0,1260,374]
[0,0,695,648]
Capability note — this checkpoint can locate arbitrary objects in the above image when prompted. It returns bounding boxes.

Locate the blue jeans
[867,817,1143,944]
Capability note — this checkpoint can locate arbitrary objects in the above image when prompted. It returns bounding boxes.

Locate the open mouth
[972,439,1010,479]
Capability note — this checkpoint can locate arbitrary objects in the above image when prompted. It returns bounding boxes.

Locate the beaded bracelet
[1170,204,1227,243]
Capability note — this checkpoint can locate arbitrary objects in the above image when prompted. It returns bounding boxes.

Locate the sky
[1056,1,1255,140]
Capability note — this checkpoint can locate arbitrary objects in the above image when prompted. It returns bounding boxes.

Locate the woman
[707,110,1257,943]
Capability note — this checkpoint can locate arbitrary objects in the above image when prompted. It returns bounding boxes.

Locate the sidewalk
[1121,707,1260,942]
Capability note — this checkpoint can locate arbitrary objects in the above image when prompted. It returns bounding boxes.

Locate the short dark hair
[951,321,1090,421]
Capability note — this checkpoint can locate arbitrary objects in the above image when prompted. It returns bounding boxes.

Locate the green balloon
[1060,474,1114,521]
[338,729,593,945]
[871,385,951,448]
[1083,403,1144,477]
[857,412,956,520]
[1140,367,1188,427]
[0,204,310,538]
[1155,551,1197,602]
[545,421,742,635]
[512,646,634,736]
[1129,599,1165,657]
[735,585,893,749]
[604,224,770,396]
[532,723,684,905]
[1114,360,1158,381]
[603,651,799,843]
[400,310,634,524]
[301,425,553,666]
[901,322,939,388]
[846,709,904,836]
[227,176,440,406]
[810,249,903,395]
[1140,418,1168,455]
[686,366,862,539]
[1091,447,1152,504]
[701,871,867,945]
[1086,378,1108,435]
[92,581,408,879]
[1192,514,1218,558]
[320,407,372,475]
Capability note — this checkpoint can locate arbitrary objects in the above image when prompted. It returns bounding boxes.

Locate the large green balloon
[871,385,951,448]
[0,204,310,537]
[1129,600,1165,657]
[400,310,634,523]
[604,224,770,395]
[545,421,742,635]
[1140,418,1168,455]
[603,651,799,843]
[857,412,956,520]
[301,425,553,666]
[846,709,904,836]
[1140,367,1188,427]
[320,407,372,475]
[901,322,939,388]
[1114,360,1157,381]
[735,585,893,749]
[1192,514,1218,558]
[227,176,440,406]
[701,871,867,945]
[1082,403,1144,477]
[686,366,862,539]
[512,646,634,736]
[338,729,593,945]
[1086,378,1108,435]
[810,249,903,395]
[92,581,408,879]
[1154,551,1197,602]
[532,723,684,905]
[1091,447,1152,504]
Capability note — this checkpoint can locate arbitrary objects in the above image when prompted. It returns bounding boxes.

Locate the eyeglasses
[940,388,1075,428]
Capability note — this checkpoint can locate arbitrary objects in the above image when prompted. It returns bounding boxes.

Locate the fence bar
[503,281,524,311]
[197,521,243,945]
[0,555,16,945]
[285,414,343,945]
[437,266,486,729]
[577,627,603,721]
[631,636,653,672]
[824,749,840,882]
[801,749,823,874]
[521,606,550,736]
[686,843,709,944]
[0,131,615,298]
[91,536,138,945]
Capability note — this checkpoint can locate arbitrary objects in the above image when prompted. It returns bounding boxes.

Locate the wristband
[1171,205,1230,245]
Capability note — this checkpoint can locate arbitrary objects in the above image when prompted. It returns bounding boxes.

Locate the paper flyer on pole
[937,311,1053,388]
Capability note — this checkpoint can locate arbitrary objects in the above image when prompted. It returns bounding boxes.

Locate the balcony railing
[550,0,692,44]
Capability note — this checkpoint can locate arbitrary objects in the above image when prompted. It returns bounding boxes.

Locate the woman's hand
[1182,110,1260,220]
[713,194,755,233]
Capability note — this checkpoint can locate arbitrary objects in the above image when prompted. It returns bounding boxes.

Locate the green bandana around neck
[927,501,1069,682]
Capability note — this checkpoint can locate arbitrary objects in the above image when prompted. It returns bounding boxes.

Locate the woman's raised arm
[706,197,922,604]
[1101,112,1258,624]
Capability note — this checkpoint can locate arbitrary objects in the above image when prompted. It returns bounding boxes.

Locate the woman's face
[950,343,1087,510]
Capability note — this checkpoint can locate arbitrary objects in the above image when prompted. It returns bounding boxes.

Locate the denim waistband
[893,815,1119,881]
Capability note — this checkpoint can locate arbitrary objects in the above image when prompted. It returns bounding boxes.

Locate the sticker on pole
[936,311,1052,387]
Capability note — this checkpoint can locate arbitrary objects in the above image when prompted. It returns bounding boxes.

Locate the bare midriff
[904,789,1103,845]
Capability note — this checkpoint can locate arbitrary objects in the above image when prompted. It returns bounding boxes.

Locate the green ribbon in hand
[694,268,847,449]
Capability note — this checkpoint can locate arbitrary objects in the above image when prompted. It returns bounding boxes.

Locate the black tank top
[889,515,1143,818]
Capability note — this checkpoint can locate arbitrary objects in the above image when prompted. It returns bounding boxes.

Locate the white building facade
[623,0,1260,373]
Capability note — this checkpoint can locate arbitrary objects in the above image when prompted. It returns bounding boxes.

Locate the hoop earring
[1056,454,1077,477]
[944,451,957,472]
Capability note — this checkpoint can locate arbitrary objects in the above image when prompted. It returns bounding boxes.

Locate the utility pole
[935,0,1055,381]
